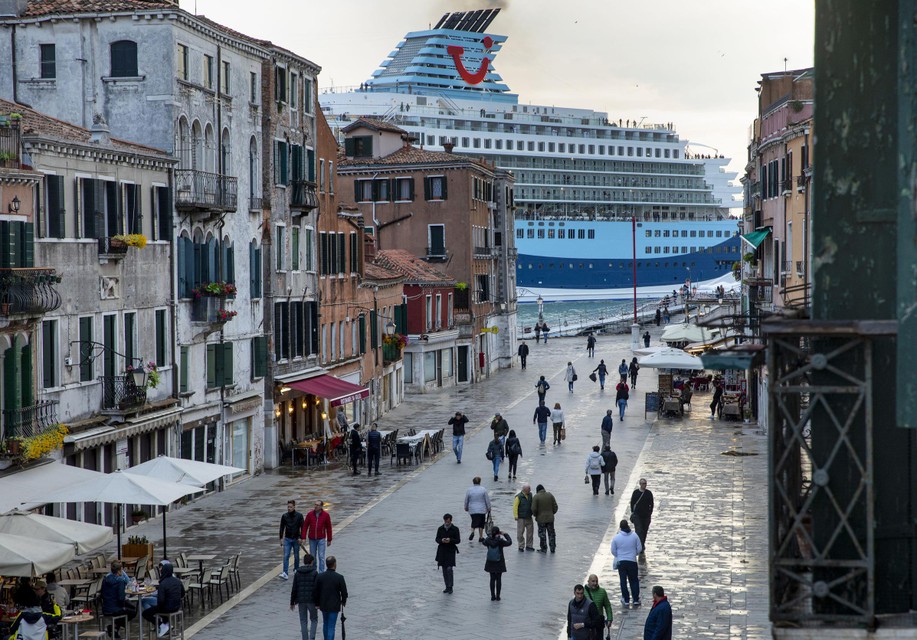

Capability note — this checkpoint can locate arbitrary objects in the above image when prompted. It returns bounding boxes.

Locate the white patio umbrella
[0,532,75,576]
[124,456,243,557]
[0,511,112,554]
[661,323,718,344]
[638,348,705,370]
[633,345,667,358]
[36,470,205,556]
[0,462,106,514]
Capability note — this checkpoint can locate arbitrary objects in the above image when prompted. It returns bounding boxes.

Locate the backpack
[486,544,501,562]
[537,382,547,394]
[589,455,602,472]
[510,439,522,456]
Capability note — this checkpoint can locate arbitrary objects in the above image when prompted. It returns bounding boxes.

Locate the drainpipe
[9,25,31,108]
[370,171,380,246]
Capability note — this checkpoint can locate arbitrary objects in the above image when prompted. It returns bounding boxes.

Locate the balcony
[796,175,808,191]
[190,296,234,323]
[0,268,62,316]
[473,246,494,258]
[99,375,147,412]
[174,169,238,212]
[250,196,263,212]
[2,399,59,439]
[426,246,448,262]
[98,237,129,259]
[290,180,318,211]
[382,343,403,365]
[0,120,20,168]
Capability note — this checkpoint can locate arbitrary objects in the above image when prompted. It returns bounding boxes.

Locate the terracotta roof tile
[19,0,177,18]
[374,250,455,286]
[339,144,491,168]
[0,98,172,158]
[363,262,403,283]
[342,118,406,135]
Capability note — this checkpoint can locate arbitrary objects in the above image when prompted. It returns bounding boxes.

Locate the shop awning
[288,375,369,406]
[741,227,772,249]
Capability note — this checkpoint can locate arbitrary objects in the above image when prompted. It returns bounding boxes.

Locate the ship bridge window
[496,140,503,149]
[645,248,651,254]
[664,247,670,254]
[665,149,670,158]
[637,148,643,157]
[682,247,687,253]
[516,229,523,239]
[627,147,634,156]
[654,247,661,254]
[528,141,535,151]
[527,229,534,238]
[538,142,545,152]
[462,137,470,147]
[674,150,680,159]
[546,229,554,239]
[484,139,492,149]
[578,229,585,239]
[548,142,555,152]
[473,138,481,148]
[645,231,652,237]
[599,145,605,154]
[568,233,576,241]
[579,144,586,154]
[663,230,670,237]
[558,229,565,239]
[587,229,595,239]
[690,230,697,237]
[506,140,513,150]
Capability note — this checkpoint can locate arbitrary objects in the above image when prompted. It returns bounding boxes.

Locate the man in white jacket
[611,519,643,608]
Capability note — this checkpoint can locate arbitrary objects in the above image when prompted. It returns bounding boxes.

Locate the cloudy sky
[183,0,815,177]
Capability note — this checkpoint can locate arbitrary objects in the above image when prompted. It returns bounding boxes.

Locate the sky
[182,0,815,179]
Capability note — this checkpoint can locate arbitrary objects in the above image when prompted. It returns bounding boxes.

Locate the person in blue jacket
[643,585,673,640]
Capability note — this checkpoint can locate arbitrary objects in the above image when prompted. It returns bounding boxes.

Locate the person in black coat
[482,526,512,601]
[517,340,529,369]
[290,553,318,640]
[313,556,348,640]
[349,425,362,476]
[142,561,184,635]
[435,514,460,594]
[365,423,382,476]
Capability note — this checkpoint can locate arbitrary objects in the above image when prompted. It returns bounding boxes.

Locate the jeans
[618,399,627,420]
[507,454,519,477]
[537,522,556,551]
[309,538,327,573]
[601,429,611,449]
[617,560,640,603]
[452,435,464,462]
[631,514,651,552]
[492,455,502,477]
[553,422,563,444]
[367,447,380,474]
[568,381,574,391]
[598,374,606,389]
[538,422,548,443]
[321,610,338,640]
[603,470,616,493]
[297,603,318,640]
[283,537,300,575]
[489,572,503,597]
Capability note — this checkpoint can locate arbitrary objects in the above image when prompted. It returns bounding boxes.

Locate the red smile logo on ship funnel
[448,36,493,85]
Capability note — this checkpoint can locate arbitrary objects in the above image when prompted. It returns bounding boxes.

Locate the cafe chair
[279,441,293,465]
[206,565,232,607]
[71,578,102,615]
[183,571,206,610]
[394,443,412,466]
[227,553,242,591]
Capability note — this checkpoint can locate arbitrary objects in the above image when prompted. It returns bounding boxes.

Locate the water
[516,299,652,334]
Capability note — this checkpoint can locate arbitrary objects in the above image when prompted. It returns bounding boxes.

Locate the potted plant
[145,362,161,389]
[131,509,149,525]
[112,234,147,249]
[122,535,154,561]
[216,308,238,322]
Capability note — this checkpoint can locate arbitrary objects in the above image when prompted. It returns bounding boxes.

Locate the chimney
[89,114,111,145]
[443,141,454,154]
[0,0,28,17]
[363,233,377,260]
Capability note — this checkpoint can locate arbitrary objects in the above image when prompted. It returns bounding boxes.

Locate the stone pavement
[102,325,769,639]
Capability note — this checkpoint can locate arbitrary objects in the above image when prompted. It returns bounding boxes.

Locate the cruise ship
[320,9,742,302]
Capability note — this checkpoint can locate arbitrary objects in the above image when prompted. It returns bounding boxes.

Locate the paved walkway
[100,326,768,639]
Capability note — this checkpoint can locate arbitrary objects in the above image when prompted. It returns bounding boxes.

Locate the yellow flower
[19,424,68,461]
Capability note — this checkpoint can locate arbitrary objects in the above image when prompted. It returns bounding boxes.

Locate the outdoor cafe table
[60,611,94,640]
[397,429,440,461]
[662,397,683,417]
[186,554,217,574]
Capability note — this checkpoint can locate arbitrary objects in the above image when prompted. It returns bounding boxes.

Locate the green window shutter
[3,340,20,419]
[397,303,408,334]
[155,309,167,367]
[291,227,300,271]
[21,223,34,268]
[291,145,303,181]
[370,310,378,349]
[308,302,319,354]
[252,336,267,378]
[307,149,315,182]
[123,313,135,366]
[280,142,289,185]
[358,314,366,355]
[20,342,32,408]
[353,178,360,202]
[156,186,172,241]
[79,317,93,382]
[320,232,329,275]
[408,178,415,201]
[47,175,66,238]
[81,178,96,239]
[206,343,217,388]
[179,345,189,393]
[223,243,235,284]
[42,321,54,389]
[349,233,358,272]
[221,342,234,386]
[0,222,11,268]
[337,233,346,273]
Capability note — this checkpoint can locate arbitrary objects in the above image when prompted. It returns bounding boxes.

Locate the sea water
[516,299,652,335]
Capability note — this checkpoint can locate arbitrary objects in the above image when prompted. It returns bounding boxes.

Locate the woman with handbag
[564,362,577,392]
[505,430,523,480]
[482,526,512,601]
[551,402,565,446]
[463,477,491,543]
[486,433,505,482]
[584,445,604,495]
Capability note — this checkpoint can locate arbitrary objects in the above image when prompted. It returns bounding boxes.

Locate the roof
[362,262,404,286]
[0,99,172,159]
[374,250,455,286]
[342,118,407,135]
[19,0,176,18]
[339,144,492,169]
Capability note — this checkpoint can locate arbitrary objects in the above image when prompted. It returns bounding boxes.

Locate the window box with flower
[192,281,237,299]
[216,308,238,322]
[112,234,148,249]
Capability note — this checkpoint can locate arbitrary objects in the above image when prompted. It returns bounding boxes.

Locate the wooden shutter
[156,186,172,241]
[291,145,303,181]
[358,314,366,355]
[307,149,315,182]
[370,310,378,349]
[81,178,97,239]
[337,233,346,273]
[221,342,233,386]
[308,302,319,355]
[179,346,189,393]
[252,336,267,378]
[440,176,448,200]
[79,317,93,382]
[344,138,355,157]
[105,181,121,237]
[206,344,217,388]
[42,321,54,389]
[47,175,66,238]
[155,310,167,367]
[423,177,431,200]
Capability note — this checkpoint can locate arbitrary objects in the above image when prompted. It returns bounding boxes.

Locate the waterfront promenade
[115,326,769,639]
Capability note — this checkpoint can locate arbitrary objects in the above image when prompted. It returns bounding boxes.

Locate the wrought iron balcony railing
[0,268,62,316]
[426,246,448,262]
[174,169,238,212]
[2,399,59,439]
[290,179,318,211]
[249,196,263,211]
[99,375,147,411]
[0,121,20,169]
[382,343,403,364]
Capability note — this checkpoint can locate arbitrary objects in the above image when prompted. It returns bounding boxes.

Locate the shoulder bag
[560,426,566,440]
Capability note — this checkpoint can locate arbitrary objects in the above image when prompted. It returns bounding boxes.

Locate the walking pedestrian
[710,381,724,419]
[448,411,469,463]
[486,432,505,482]
[313,556,347,640]
[551,402,565,446]
[617,359,628,383]
[505,429,522,479]
[535,375,550,403]
[434,514,460,594]
[483,525,512,601]
[629,478,654,557]
[279,500,304,580]
[601,445,618,496]
[643,331,651,348]
[663,306,670,324]
[592,360,608,390]
[654,308,661,326]
[490,412,509,448]
[586,334,596,357]
[585,445,604,496]
[290,553,318,640]
[643,586,673,640]
[629,357,640,388]
[600,409,613,449]
[518,340,529,369]
[365,423,381,476]
[534,324,542,343]
[566,584,601,640]
[302,500,333,573]
[513,483,535,552]
[534,401,552,445]
[542,323,550,343]
[348,424,362,476]
[615,380,629,420]
[611,519,642,608]
[564,362,577,392]
[584,574,614,637]
[464,477,491,543]
[531,483,558,553]
[335,407,348,433]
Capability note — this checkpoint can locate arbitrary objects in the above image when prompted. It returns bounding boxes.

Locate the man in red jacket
[302,499,333,573]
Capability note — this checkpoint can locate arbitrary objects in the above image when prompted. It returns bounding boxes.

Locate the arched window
[191,121,203,170]
[177,116,191,168]
[110,40,138,77]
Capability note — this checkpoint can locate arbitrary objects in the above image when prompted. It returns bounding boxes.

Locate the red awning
[288,375,369,407]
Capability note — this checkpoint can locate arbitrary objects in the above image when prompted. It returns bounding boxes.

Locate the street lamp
[8,195,20,214]
[128,366,147,389]
[536,295,544,323]
[385,320,397,337]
